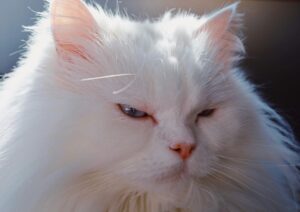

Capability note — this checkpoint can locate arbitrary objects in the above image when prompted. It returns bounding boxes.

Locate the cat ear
[198,3,239,39]
[195,2,244,69]
[50,0,98,59]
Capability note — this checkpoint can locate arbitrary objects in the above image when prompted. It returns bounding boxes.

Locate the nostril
[169,143,196,160]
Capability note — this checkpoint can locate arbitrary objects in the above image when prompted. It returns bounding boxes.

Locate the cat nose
[169,143,196,160]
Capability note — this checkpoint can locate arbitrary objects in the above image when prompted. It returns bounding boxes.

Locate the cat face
[50,0,253,198]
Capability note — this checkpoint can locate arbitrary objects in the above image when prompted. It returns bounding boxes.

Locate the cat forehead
[91,13,222,106]
[97,13,214,76]
[92,10,210,57]
[77,7,237,110]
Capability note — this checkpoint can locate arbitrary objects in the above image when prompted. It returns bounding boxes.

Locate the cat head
[46,0,260,203]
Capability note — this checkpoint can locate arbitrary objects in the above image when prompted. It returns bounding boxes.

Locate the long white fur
[0,0,298,211]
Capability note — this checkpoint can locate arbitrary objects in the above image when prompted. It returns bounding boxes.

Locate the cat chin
[114,157,214,198]
[123,170,202,202]
[124,159,208,184]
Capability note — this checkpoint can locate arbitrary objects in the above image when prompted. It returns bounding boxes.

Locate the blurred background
[0,0,299,139]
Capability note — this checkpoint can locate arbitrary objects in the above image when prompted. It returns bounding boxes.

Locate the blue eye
[118,104,148,118]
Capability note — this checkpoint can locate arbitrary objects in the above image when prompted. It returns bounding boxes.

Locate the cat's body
[0,0,298,211]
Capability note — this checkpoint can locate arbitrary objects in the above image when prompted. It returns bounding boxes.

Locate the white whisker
[217,154,299,167]
[212,164,287,208]
[80,73,135,82]
[113,76,136,95]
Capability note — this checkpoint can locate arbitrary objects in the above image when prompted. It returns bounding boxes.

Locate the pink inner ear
[51,0,98,59]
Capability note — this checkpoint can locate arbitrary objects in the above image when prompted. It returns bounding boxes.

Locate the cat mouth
[153,164,189,183]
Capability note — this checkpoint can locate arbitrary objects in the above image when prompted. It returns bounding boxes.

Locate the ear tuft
[50,0,98,59]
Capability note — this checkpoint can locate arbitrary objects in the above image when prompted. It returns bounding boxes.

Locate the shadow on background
[0,0,299,139]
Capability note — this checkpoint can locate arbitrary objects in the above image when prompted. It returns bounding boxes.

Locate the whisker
[113,75,136,95]
[195,184,218,206]
[80,73,135,82]
[217,154,299,167]
[213,164,286,208]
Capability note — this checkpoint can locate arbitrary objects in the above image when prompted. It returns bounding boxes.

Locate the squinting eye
[197,108,215,119]
[118,104,148,118]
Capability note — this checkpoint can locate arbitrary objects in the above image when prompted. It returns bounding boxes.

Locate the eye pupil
[197,108,215,118]
[118,104,148,118]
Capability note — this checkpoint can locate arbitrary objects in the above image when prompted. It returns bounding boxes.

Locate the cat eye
[198,109,215,117]
[118,104,148,118]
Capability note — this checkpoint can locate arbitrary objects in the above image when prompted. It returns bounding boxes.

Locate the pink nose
[169,143,195,160]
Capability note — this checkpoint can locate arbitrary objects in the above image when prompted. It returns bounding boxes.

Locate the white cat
[0,0,298,211]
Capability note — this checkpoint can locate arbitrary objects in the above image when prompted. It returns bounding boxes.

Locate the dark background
[0,0,299,139]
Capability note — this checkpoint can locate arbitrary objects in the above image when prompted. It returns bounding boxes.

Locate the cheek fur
[64,101,154,168]
[196,103,246,152]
